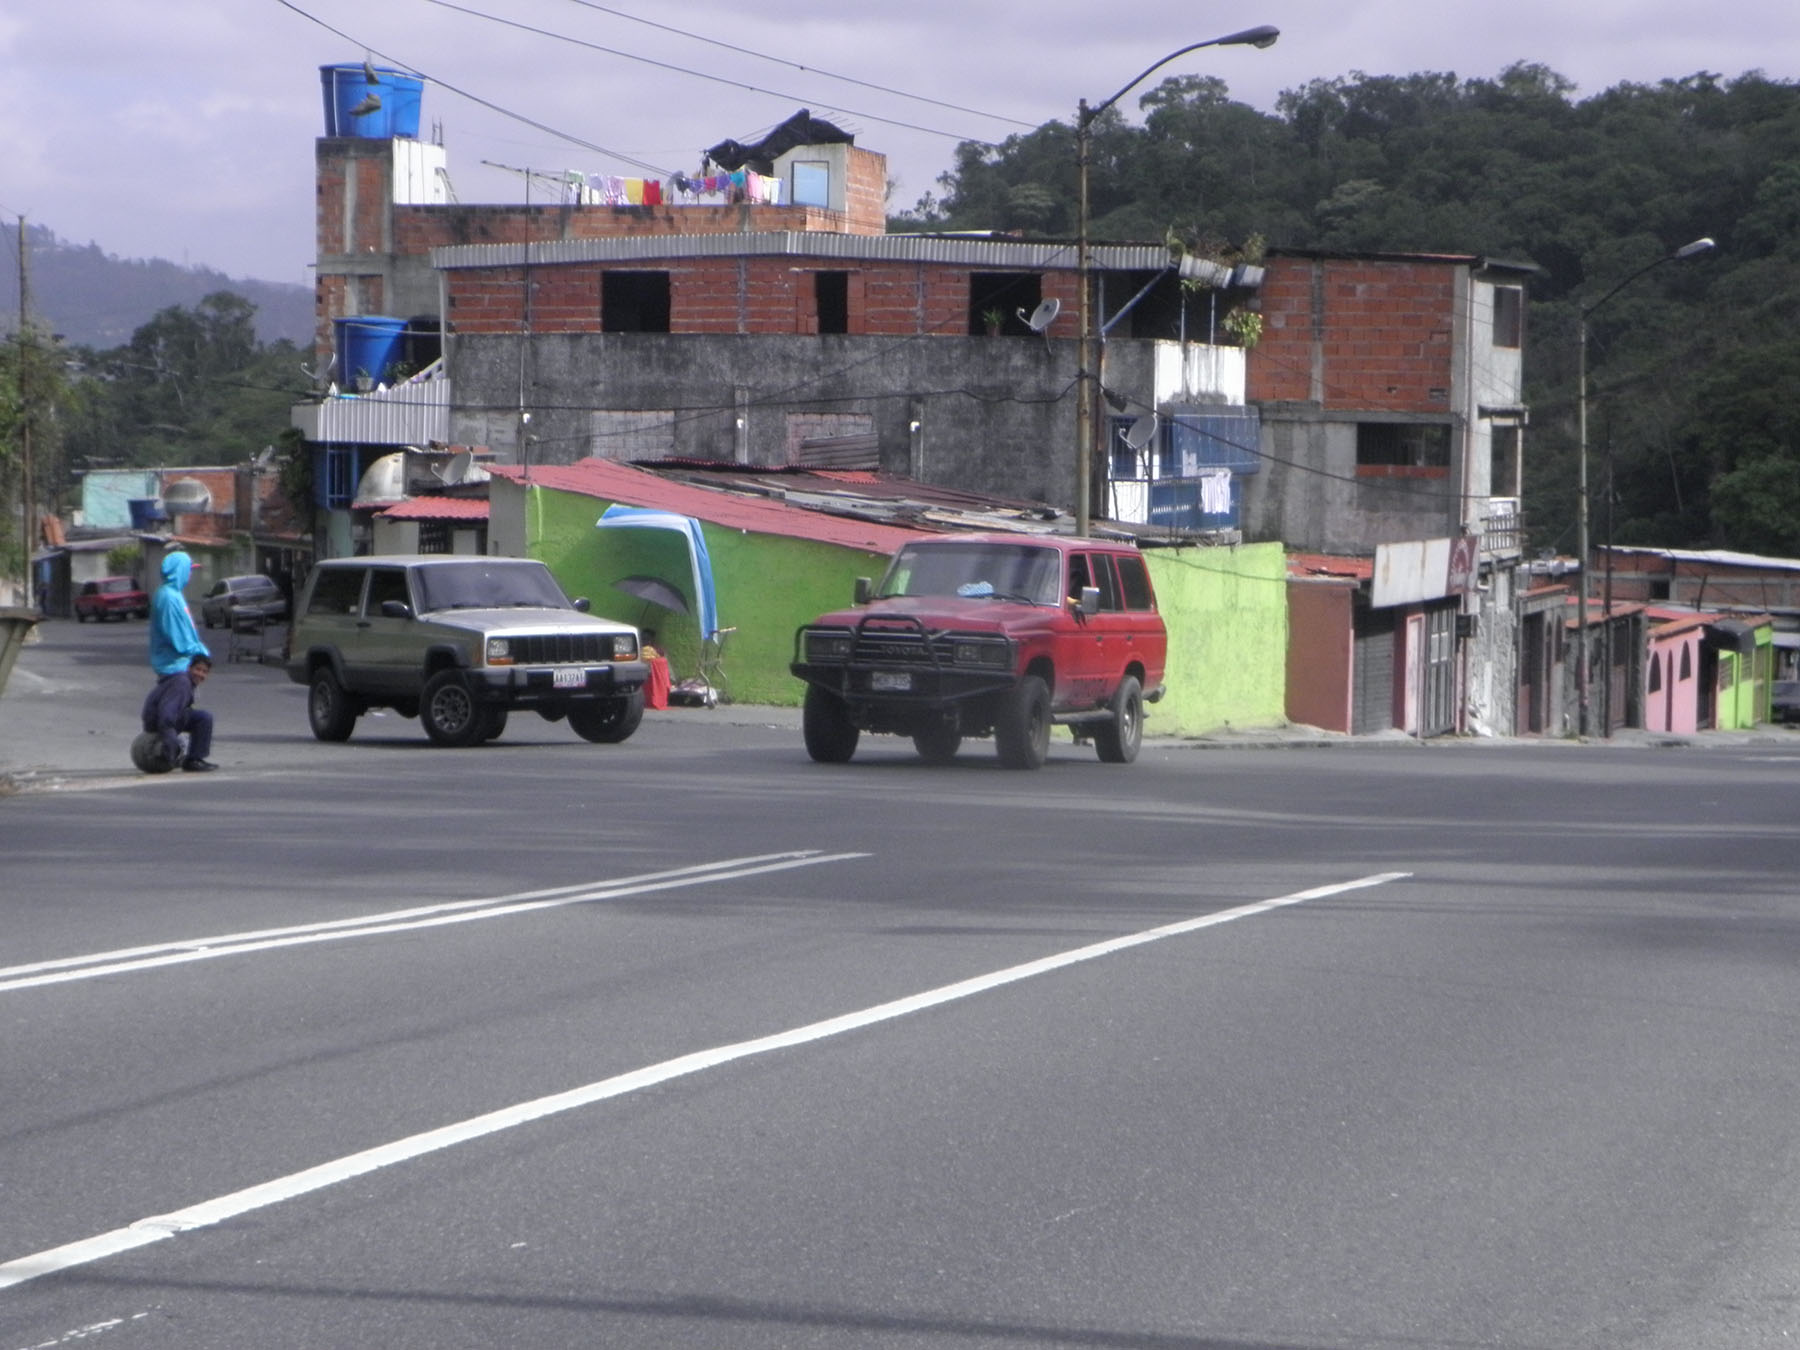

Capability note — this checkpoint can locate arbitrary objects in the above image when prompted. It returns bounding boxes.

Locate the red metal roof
[377,497,490,521]
[488,458,933,554]
[1287,552,1373,581]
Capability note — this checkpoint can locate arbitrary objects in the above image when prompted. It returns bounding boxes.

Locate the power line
[558,0,1036,129]
[424,0,999,148]
[272,0,676,177]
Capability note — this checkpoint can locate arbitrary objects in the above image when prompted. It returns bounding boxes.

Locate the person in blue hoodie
[149,550,211,677]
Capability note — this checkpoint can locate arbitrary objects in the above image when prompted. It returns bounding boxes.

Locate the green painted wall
[521,485,1289,725]
[1717,626,1774,730]
[521,485,886,706]
[1145,543,1289,736]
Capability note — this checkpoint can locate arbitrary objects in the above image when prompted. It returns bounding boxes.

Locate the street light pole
[1574,235,1713,736]
[1073,25,1278,537]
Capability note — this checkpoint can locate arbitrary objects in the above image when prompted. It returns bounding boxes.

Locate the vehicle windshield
[100,579,133,594]
[414,561,574,613]
[877,542,1060,605]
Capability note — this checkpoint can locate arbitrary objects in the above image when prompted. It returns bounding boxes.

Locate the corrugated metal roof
[1604,545,1800,574]
[432,231,1200,274]
[291,372,451,447]
[488,459,930,554]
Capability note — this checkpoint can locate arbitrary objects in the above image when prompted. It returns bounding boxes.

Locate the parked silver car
[201,574,288,628]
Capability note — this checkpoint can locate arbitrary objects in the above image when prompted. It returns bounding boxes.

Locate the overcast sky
[2,0,1792,288]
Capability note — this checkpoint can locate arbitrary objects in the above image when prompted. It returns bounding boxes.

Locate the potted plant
[982,307,1006,337]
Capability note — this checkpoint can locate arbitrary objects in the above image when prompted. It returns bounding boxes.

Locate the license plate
[552,668,587,689]
[871,670,912,692]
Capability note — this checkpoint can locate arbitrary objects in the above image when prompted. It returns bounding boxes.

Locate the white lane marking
[0,852,866,994]
[0,870,1408,1292]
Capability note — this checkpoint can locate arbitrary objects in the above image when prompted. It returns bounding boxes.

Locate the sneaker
[181,758,220,773]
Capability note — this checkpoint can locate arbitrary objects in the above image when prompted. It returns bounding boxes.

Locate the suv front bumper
[475,659,649,702]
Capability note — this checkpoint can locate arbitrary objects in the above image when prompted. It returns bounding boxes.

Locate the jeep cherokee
[286,555,648,747]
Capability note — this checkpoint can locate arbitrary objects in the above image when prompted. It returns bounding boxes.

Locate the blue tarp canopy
[594,505,720,641]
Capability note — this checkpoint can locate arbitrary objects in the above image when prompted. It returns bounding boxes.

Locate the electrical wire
[557,0,1037,129]
[425,0,999,148]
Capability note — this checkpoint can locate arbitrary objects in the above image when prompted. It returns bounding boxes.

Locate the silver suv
[285,555,648,747]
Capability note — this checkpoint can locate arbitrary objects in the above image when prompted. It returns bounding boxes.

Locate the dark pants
[174,707,213,762]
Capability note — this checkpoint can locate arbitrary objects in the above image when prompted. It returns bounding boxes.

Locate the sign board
[1372,537,1479,608]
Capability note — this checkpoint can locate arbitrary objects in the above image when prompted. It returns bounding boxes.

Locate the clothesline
[564,168,785,208]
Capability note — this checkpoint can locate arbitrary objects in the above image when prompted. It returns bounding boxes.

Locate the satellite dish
[445,450,474,484]
[1122,414,1160,452]
[1019,298,1062,333]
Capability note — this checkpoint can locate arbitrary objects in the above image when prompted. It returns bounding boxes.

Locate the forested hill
[0,220,312,349]
[900,65,1800,557]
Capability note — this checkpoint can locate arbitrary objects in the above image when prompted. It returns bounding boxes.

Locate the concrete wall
[1144,541,1288,735]
[452,331,1113,511]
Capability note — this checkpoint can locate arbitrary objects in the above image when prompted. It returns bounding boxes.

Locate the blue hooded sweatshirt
[149,551,211,676]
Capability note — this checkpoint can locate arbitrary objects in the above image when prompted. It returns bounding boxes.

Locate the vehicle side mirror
[572,597,591,612]
[1079,586,1100,616]
[854,577,872,605]
[379,599,414,620]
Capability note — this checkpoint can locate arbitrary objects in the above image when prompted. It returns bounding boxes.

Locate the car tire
[75,611,88,624]
[1093,675,1143,764]
[308,668,359,742]
[421,670,487,747]
[995,674,1050,770]
[568,688,645,744]
[476,706,509,743]
[912,715,961,764]
[802,685,859,763]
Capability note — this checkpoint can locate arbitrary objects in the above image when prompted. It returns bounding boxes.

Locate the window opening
[1493,286,1524,348]
[602,271,671,332]
[1356,422,1452,476]
[968,272,1041,336]
[792,161,830,208]
[815,271,849,334]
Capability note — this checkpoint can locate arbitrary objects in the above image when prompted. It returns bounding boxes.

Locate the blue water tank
[335,316,410,386]
[127,498,168,529]
[320,64,423,139]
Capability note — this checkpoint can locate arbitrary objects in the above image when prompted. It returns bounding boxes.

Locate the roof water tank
[162,478,213,513]
[354,453,408,506]
[320,64,424,139]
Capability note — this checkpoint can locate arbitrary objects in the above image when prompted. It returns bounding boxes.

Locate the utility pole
[15,215,32,600]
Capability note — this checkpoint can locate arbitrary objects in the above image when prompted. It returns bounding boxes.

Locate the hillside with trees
[1,220,312,350]
[897,64,1800,557]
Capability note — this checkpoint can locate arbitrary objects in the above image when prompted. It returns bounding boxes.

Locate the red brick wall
[444,258,1083,338]
[1248,257,1458,411]
[844,147,888,234]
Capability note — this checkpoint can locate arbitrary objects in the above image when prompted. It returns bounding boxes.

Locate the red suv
[792,533,1167,769]
[74,576,150,622]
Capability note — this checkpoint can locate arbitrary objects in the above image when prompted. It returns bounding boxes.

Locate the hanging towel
[644,179,663,206]
[1199,471,1232,516]
[625,178,645,205]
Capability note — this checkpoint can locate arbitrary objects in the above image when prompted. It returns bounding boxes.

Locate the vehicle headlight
[612,634,638,660]
[805,629,853,662]
[486,638,513,665]
[953,639,1011,668]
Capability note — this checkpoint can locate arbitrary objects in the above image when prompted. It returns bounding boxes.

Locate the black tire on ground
[567,688,645,743]
[308,667,359,742]
[912,715,961,764]
[421,670,486,747]
[477,706,509,743]
[75,611,88,623]
[994,674,1051,770]
[802,685,859,763]
[1093,675,1143,764]
[130,731,176,774]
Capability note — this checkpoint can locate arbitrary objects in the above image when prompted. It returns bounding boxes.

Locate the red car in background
[74,576,150,622]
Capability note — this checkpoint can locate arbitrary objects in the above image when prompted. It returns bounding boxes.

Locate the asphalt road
[3,619,1800,1348]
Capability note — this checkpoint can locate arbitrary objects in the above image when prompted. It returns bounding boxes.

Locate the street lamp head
[1218,24,1281,48]
[1674,236,1715,260]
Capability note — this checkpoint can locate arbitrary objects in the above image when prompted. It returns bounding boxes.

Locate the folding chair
[698,626,736,705]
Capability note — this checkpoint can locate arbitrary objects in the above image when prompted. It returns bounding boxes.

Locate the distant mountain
[0,220,313,350]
